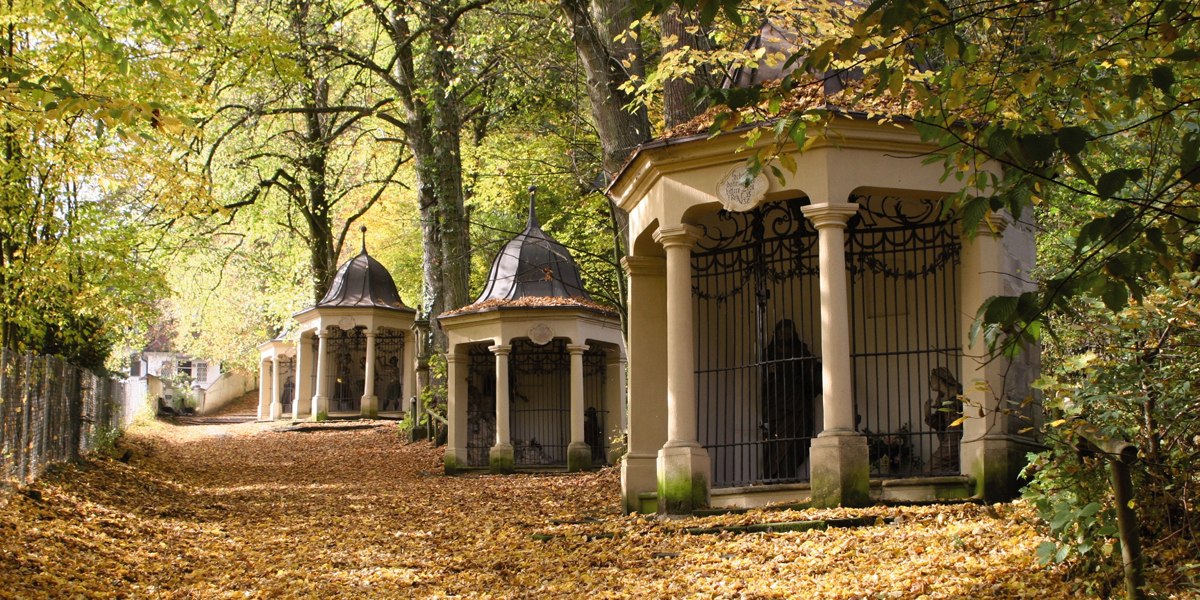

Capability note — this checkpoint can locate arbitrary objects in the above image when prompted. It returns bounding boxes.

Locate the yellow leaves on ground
[2,419,1077,599]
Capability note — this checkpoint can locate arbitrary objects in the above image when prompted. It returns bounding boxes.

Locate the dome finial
[360,225,367,254]
[527,185,539,228]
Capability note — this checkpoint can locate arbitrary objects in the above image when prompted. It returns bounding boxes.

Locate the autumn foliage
[1,416,1176,598]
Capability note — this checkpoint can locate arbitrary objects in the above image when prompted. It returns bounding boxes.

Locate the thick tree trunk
[559,0,651,177]
[373,0,471,352]
[660,6,712,129]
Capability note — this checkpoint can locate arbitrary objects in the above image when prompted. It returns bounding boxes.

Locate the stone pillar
[257,359,269,421]
[621,255,668,513]
[444,349,469,473]
[361,329,379,419]
[293,335,311,420]
[489,344,514,473]
[801,201,871,508]
[653,225,710,514]
[566,343,591,471]
[311,330,331,421]
[409,322,429,441]
[605,352,626,466]
[269,355,282,420]
[959,213,1039,500]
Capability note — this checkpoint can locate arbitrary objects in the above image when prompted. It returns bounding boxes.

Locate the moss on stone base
[444,454,465,474]
[361,409,378,420]
[489,452,514,474]
[314,411,328,422]
[567,445,592,472]
[657,471,708,514]
[810,475,871,508]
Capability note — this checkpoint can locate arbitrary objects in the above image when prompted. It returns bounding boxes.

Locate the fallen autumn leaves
[3,418,1078,598]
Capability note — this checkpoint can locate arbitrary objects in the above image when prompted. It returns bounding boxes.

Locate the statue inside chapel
[924,366,963,473]
[760,318,821,480]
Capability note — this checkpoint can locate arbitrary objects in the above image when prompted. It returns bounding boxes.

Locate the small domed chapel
[258,109,1039,515]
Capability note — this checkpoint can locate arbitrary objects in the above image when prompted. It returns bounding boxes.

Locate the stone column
[311,330,331,421]
[412,319,431,419]
[489,344,514,473]
[293,335,310,420]
[621,255,668,514]
[444,349,469,473]
[269,355,282,420]
[801,201,870,507]
[361,329,379,419]
[257,359,269,421]
[605,352,626,466]
[566,343,591,472]
[653,225,710,514]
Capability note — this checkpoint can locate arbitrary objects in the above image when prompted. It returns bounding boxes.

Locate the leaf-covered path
[1,417,1075,598]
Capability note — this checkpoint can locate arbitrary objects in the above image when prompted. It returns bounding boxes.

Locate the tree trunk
[559,0,651,177]
[660,6,712,130]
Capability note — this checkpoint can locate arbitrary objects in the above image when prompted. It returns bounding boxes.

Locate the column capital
[566,343,589,355]
[445,352,464,365]
[621,255,666,276]
[653,224,703,249]
[801,202,860,229]
[488,344,512,356]
[363,328,377,338]
[606,352,627,366]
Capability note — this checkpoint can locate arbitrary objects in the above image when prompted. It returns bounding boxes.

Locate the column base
[444,447,468,474]
[621,452,658,514]
[360,395,379,419]
[489,443,515,474]
[657,443,710,515]
[809,432,871,508]
[268,402,282,421]
[963,435,1030,502]
[567,441,592,472]
[311,395,329,421]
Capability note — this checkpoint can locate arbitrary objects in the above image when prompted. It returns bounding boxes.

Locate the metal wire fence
[0,348,130,486]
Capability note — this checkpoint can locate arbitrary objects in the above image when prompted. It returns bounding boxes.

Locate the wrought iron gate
[465,340,612,469]
[693,200,822,487]
[847,196,962,477]
[466,344,496,467]
[313,327,406,414]
[276,356,296,414]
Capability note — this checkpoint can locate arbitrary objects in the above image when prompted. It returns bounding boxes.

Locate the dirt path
[0,421,1077,598]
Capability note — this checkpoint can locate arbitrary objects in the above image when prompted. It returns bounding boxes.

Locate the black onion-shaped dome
[317,240,413,311]
[473,188,590,303]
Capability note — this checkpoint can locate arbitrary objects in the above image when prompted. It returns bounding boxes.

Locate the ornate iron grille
[510,339,569,466]
[276,356,297,414]
[324,327,367,412]
[465,340,610,469]
[466,344,496,467]
[583,348,609,464]
[374,328,406,412]
[693,200,822,488]
[847,195,962,477]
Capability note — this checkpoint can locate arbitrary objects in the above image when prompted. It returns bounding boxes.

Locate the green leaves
[1095,169,1143,199]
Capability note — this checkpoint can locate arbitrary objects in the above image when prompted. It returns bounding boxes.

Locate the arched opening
[847,194,962,477]
[693,198,822,487]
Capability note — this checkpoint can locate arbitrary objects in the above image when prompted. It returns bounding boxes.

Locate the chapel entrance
[693,196,963,488]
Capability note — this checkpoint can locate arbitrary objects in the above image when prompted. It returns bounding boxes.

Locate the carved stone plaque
[528,323,554,346]
[337,316,356,331]
[717,165,769,212]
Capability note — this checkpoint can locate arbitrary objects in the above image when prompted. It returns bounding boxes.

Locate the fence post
[1073,421,1145,600]
[17,353,32,484]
